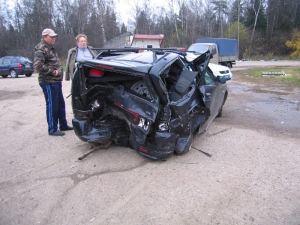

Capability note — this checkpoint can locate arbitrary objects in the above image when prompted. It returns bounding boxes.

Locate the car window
[3,58,11,64]
[205,68,215,85]
[188,45,209,53]
[0,58,3,64]
[20,57,31,63]
[12,58,18,63]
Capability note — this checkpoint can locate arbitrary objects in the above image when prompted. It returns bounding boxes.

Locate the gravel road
[0,61,299,225]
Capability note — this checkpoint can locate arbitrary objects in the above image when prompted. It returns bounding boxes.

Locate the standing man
[34,28,73,136]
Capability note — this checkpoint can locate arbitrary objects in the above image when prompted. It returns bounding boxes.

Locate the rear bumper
[72,118,177,160]
[130,131,177,160]
[72,118,130,147]
[73,118,196,160]
[22,68,34,74]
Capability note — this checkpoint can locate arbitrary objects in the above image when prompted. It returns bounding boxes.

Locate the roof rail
[93,48,187,57]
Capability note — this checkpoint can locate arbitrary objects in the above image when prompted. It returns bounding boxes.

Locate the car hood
[208,63,229,71]
[208,63,231,78]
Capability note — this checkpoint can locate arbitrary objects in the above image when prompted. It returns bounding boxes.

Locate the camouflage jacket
[34,39,63,83]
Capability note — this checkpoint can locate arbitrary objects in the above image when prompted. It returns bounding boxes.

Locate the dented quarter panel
[169,86,210,134]
[109,83,159,122]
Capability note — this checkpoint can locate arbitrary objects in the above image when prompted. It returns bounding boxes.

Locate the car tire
[217,105,223,117]
[174,136,192,155]
[25,73,32,77]
[2,75,8,78]
[10,70,18,78]
[130,80,152,100]
[175,141,192,155]
[226,62,232,68]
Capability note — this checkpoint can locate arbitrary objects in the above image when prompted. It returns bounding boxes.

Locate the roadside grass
[243,54,300,61]
[234,67,300,85]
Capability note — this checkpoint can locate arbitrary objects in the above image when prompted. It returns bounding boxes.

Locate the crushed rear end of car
[71,48,219,160]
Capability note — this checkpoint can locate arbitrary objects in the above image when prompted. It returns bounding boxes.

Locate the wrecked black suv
[71,48,229,160]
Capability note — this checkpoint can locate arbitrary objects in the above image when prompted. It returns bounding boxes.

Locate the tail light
[139,147,148,154]
[114,102,140,122]
[17,63,22,68]
[97,65,114,71]
[158,122,169,131]
[114,102,150,131]
[158,106,170,131]
[89,69,105,78]
[138,117,150,131]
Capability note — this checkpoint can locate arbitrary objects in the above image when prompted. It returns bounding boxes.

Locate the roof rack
[93,48,187,57]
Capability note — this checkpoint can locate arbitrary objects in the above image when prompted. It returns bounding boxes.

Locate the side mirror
[217,76,228,84]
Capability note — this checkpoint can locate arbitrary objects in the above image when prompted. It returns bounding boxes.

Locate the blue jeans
[39,82,68,134]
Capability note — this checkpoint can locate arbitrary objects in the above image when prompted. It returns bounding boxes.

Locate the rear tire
[174,136,193,155]
[10,70,18,78]
[25,73,32,77]
[217,105,223,117]
[226,62,232,68]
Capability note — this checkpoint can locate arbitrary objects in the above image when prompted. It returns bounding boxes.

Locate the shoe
[60,125,73,131]
[49,130,65,136]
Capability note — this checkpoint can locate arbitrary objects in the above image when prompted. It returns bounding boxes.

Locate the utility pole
[238,0,240,60]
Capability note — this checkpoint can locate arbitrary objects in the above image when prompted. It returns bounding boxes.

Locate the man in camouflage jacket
[34,28,73,136]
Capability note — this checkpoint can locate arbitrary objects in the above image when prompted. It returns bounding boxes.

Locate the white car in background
[208,63,232,80]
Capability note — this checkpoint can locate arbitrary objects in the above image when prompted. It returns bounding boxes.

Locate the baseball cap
[42,28,58,37]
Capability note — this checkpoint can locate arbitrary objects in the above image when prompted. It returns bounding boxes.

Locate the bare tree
[167,0,180,43]
[0,0,299,59]
[212,0,228,37]
[248,0,263,55]
[188,0,204,43]
[202,0,217,37]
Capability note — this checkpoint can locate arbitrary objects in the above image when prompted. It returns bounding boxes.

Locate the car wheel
[25,73,32,77]
[130,81,152,99]
[10,70,18,78]
[2,75,8,78]
[174,136,192,155]
[226,62,232,68]
[217,105,223,117]
[175,140,192,155]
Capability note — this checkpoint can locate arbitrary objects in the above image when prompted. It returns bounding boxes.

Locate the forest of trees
[0,0,299,61]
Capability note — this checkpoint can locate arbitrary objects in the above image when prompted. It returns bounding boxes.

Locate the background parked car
[0,56,34,78]
[208,63,232,80]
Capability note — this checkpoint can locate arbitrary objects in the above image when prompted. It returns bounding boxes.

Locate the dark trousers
[39,82,68,134]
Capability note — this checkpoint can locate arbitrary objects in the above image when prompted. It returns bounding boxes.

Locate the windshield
[187,45,209,53]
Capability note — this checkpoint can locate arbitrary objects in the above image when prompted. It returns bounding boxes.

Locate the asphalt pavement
[0,61,299,225]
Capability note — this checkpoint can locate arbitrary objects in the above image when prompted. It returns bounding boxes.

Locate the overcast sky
[2,0,172,29]
[114,0,171,25]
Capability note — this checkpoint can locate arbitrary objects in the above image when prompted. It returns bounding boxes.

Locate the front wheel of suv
[217,105,223,117]
[25,73,32,77]
[10,70,18,78]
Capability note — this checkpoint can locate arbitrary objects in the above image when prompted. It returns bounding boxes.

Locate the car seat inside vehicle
[169,69,198,102]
